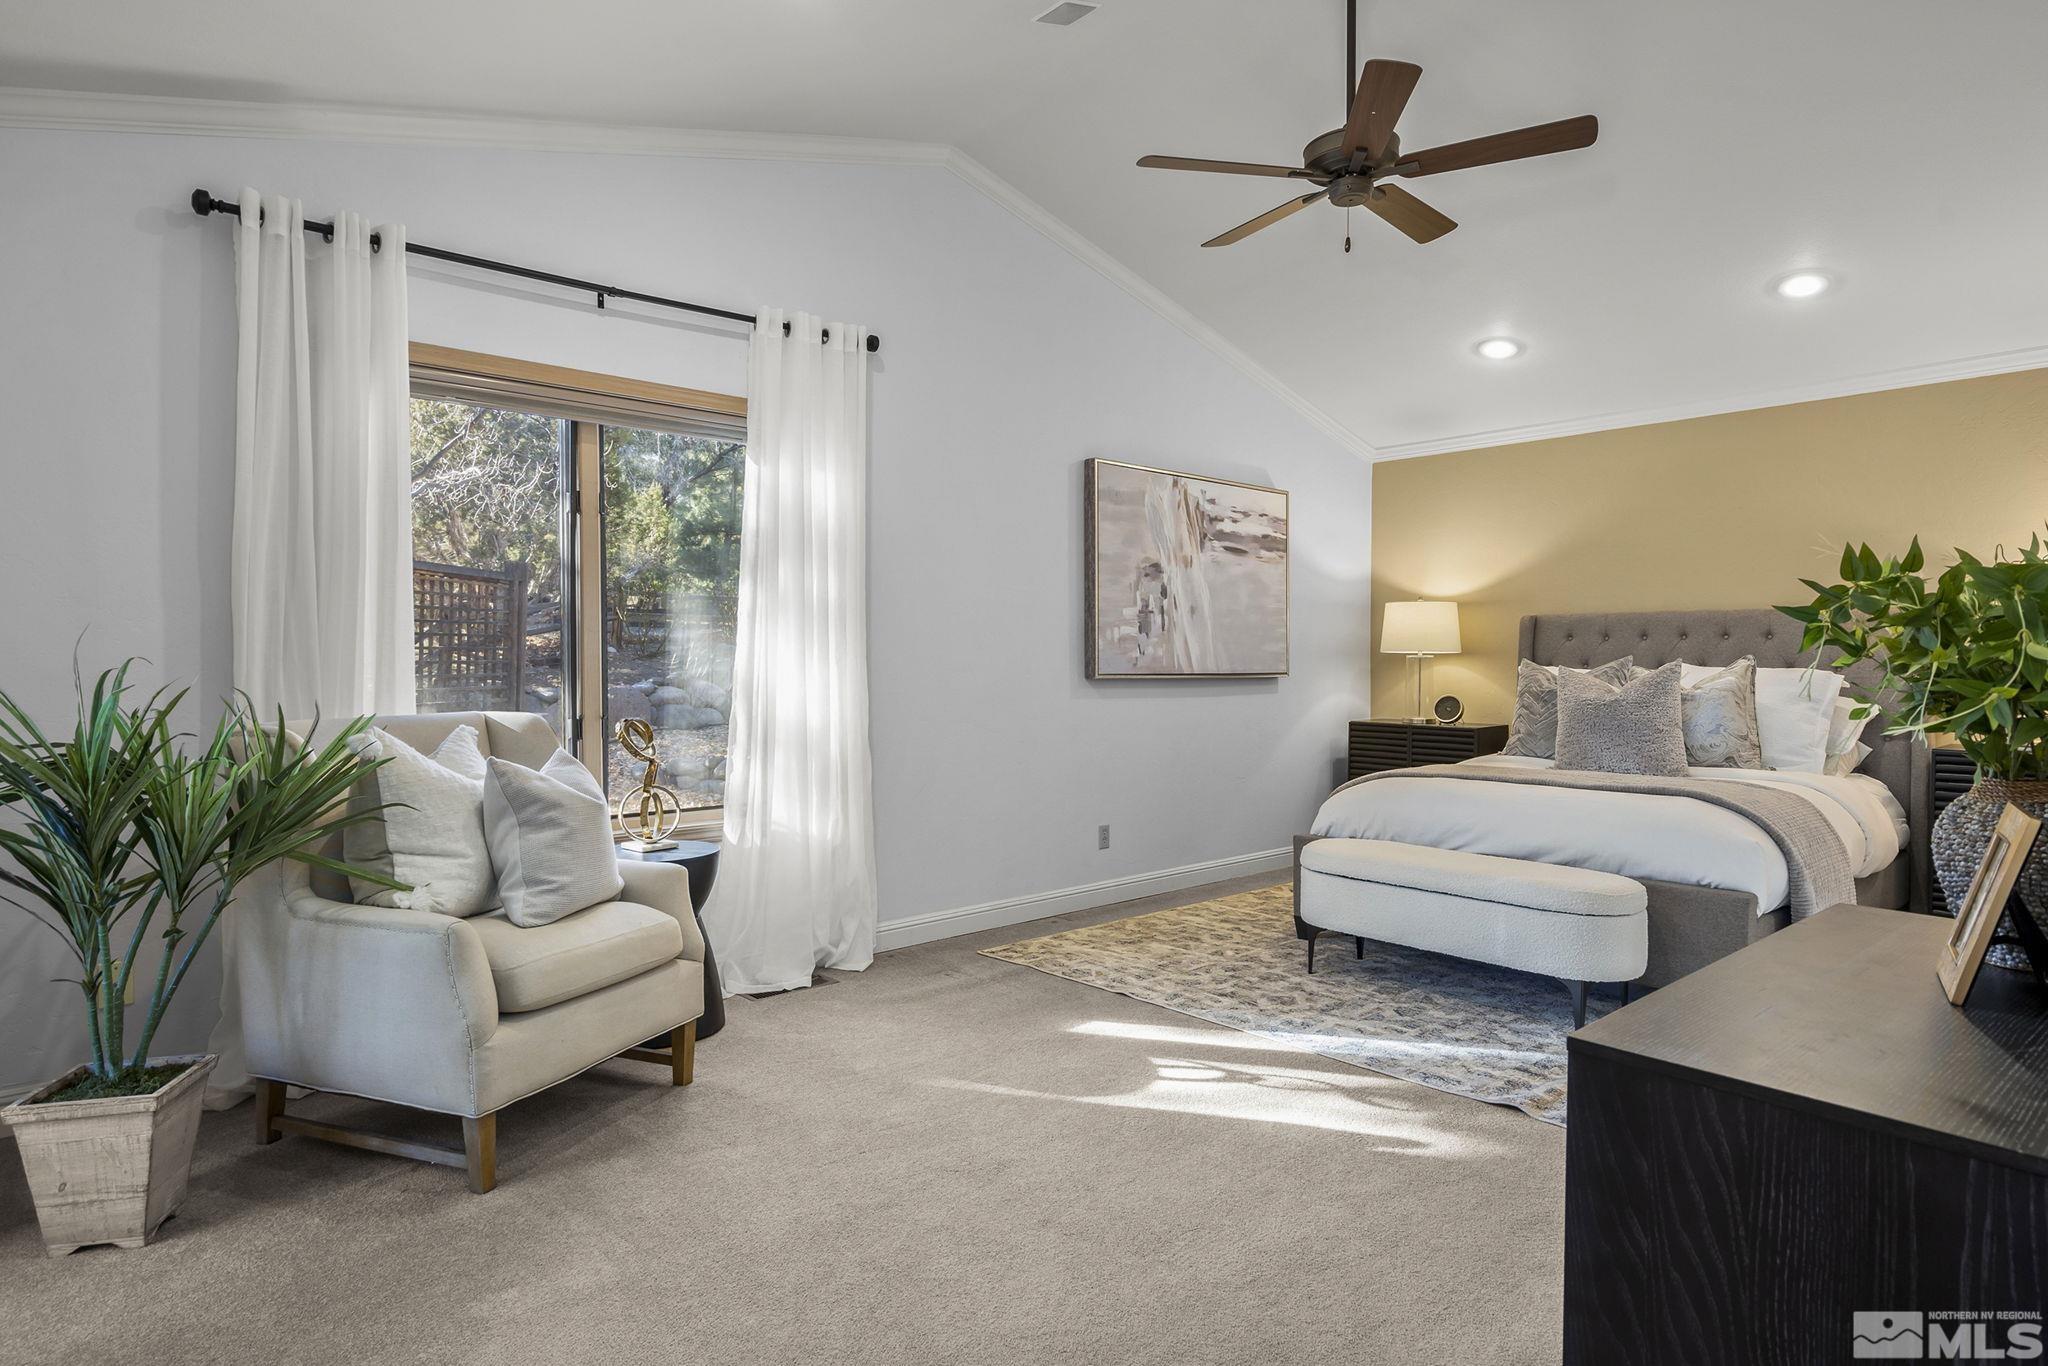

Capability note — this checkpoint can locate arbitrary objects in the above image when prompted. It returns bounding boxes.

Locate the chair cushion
[1299,838,1646,918]
[467,900,684,1012]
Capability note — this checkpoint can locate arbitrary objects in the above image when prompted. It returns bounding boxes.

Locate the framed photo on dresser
[1084,458,1289,680]
[1937,802,2042,1005]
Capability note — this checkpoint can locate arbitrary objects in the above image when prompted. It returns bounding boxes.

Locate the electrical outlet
[1098,824,1111,850]
[123,973,134,1006]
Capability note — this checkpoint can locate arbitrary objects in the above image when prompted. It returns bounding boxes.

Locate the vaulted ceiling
[5,0,2046,455]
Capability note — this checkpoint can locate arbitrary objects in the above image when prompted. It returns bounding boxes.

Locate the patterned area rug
[981,885,1610,1125]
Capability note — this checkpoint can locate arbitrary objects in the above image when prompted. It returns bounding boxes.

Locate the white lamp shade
[1381,600,1461,656]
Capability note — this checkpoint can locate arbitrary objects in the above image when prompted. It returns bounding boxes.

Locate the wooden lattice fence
[414,560,529,711]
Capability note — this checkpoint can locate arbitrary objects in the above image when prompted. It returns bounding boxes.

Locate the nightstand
[1347,719,1509,780]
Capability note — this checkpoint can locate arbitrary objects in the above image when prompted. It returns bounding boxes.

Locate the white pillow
[1680,663,1843,773]
[482,748,625,928]
[344,725,498,916]
[1825,741,1874,778]
[1823,696,1876,774]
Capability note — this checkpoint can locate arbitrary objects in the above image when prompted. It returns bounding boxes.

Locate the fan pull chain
[1344,206,1353,254]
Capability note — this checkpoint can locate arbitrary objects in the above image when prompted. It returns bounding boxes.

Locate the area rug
[981,885,1611,1125]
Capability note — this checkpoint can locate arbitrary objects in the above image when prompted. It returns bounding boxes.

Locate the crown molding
[1372,342,2048,462]
[0,85,1377,461]
[0,85,951,164]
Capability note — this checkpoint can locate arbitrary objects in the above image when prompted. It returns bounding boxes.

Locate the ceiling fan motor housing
[1304,128,1399,180]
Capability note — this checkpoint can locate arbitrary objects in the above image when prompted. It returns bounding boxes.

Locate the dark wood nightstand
[1346,719,1509,779]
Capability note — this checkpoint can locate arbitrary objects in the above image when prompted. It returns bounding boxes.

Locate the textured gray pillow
[482,749,625,928]
[1555,660,1689,776]
[1681,657,1765,768]
[1501,656,1637,758]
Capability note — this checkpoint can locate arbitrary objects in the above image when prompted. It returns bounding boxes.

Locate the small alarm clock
[1431,695,1465,724]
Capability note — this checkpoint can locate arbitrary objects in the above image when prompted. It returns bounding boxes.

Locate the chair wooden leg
[463,1114,497,1194]
[673,1019,696,1087]
[254,1078,285,1145]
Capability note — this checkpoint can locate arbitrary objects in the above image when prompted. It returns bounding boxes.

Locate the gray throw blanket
[1328,763,1857,919]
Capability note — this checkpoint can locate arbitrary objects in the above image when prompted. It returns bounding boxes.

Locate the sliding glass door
[600,424,745,814]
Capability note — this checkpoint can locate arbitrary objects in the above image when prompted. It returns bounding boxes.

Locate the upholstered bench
[1293,837,1648,1026]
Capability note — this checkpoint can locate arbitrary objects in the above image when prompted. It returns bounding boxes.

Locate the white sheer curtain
[209,188,415,1102]
[701,310,878,995]
[230,188,415,718]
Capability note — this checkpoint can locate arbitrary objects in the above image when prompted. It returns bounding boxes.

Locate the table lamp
[1381,600,1461,722]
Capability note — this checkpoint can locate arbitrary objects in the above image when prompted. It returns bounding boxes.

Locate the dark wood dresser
[1564,905,2048,1366]
[1346,719,1509,780]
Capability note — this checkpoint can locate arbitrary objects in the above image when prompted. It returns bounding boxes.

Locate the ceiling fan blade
[1397,114,1598,177]
[1342,59,1423,163]
[1202,191,1329,248]
[1138,155,1315,179]
[1365,183,1457,244]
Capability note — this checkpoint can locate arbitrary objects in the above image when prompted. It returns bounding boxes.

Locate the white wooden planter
[2,1053,216,1257]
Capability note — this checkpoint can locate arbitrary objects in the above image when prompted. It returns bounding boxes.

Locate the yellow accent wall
[1370,368,2048,723]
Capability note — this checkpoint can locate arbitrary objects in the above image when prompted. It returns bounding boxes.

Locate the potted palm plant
[1780,534,2048,967]
[0,662,392,1256]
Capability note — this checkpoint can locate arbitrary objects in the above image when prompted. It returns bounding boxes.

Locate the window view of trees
[409,398,567,736]
[407,394,746,816]
[602,426,744,812]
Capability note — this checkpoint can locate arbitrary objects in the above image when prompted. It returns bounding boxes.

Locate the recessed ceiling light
[1035,2,1097,24]
[1475,337,1522,360]
[1774,271,1831,299]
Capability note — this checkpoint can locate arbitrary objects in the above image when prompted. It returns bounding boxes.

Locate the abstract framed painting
[1085,458,1289,680]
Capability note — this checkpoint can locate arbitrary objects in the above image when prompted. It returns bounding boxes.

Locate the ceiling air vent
[1035,3,1098,25]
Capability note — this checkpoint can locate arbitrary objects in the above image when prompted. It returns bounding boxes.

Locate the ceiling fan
[1137,0,1597,248]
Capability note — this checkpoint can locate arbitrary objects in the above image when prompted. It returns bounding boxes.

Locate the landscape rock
[607,685,652,723]
[649,685,689,706]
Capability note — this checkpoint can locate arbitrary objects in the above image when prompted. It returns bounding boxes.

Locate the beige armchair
[237,711,707,1192]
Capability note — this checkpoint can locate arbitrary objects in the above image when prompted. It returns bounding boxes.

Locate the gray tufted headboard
[1519,608,1932,906]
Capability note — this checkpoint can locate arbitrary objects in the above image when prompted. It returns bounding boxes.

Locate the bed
[1307,608,1933,987]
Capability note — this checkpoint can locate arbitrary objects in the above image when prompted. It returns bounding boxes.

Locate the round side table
[619,839,726,1040]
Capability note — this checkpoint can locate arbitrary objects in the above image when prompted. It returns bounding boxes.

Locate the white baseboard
[875,847,1290,954]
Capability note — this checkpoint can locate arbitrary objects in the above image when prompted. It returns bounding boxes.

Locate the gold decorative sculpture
[613,719,684,851]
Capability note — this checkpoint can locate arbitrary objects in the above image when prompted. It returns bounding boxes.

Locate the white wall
[0,125,1371,1095]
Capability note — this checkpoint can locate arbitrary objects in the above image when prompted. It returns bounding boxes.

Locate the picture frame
[1084,458,1290,680]
[1937,802,2043,1005]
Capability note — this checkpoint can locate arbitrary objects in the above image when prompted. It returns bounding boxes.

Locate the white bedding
[1311,756,1908,916]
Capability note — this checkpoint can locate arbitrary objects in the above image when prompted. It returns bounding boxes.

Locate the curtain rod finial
[191,189,217,217]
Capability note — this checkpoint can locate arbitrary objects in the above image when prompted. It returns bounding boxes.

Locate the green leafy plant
[1777,533,2048,781]
[0,662,399,1096]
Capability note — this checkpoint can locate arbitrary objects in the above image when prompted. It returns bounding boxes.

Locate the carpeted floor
[0,873,1565,1366]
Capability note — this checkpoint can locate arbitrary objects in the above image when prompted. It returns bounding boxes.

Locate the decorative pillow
[1823,696,1876,773]
[1679,657,1765,768]
[482,748,625,928]
[344,725,498,916]
[1678,663,1844,772]
[1501,656,1637,758]
[1825,741,1874,778]
[1755,667,1844,773]
[1555,660,1689,777]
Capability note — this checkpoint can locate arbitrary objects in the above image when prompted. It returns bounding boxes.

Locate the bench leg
[1568,980,1589,1029]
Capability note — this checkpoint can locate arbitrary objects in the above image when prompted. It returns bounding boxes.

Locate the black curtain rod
[189,189,880,353]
